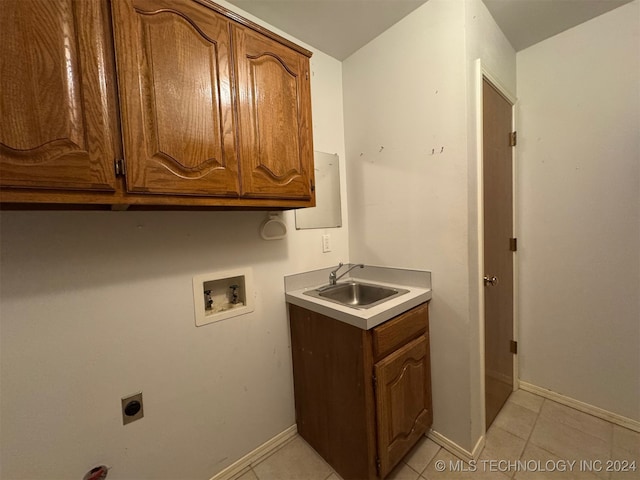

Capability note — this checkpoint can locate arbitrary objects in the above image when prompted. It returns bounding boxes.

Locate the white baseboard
[470,434,486,460]
[427,429,485,462]
[209,425,298,480]
[519,381,640,433]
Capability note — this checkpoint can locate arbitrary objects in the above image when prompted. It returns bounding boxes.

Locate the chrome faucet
[329,262,364,285]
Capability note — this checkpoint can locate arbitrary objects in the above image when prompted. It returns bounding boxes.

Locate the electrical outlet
[322,234,331,253]
[121,392,143,425]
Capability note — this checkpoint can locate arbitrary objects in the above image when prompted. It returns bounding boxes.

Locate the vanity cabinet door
[374,334,433,478]
[0,0,118,191]
[232,26,314,200]
[111,0,240,196]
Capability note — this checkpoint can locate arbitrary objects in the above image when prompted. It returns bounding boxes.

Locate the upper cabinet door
[111,0,239,196]
[233,26,314,200]
[0,0,118,191]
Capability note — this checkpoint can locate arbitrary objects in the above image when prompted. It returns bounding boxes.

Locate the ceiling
[483,0,633,51]
[226,0,634,60]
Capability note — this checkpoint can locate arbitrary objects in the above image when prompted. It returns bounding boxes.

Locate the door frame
[473,59,519,435]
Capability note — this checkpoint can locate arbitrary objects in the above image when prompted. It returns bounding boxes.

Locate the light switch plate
[322,234,331,253]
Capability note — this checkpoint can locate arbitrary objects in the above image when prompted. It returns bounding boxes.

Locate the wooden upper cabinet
[1,0,315,208]
[111,0,240,196]
[0,0,118,191]
[233,26,314,199]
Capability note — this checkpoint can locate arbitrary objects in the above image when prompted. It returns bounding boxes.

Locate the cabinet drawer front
[373,303,428,361]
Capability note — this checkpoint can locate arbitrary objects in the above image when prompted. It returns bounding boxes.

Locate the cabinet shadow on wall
[0,211,289,298]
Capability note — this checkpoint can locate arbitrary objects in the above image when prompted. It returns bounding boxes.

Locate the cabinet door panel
[375,335,432,478]
[233,27,314,199]
[112,0,239,196]
[0,0,117,191]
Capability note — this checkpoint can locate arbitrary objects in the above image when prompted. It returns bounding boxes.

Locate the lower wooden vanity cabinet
[288,302,432,480]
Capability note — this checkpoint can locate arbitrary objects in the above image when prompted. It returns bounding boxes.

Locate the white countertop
[284,265,432,330]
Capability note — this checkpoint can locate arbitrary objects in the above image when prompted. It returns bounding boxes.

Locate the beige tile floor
[236,390,640,480]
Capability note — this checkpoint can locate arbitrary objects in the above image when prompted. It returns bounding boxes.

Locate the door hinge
[510,340,518,354]
[376,456,381,476]
[509,238,518,252]
[305,71,309,81]
[372,374,377,389]
[114,159,126,177]
[509,131,517,147]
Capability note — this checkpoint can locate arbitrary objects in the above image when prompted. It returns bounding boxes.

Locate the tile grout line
[524,396,620,480]
[534,398,617,460]
[483,392,546,479]
[511,397,546,479]
[403,461,421,479]
[421,441,444,478]
[420,442,444,480]
[524,396,545,447]
[520,397,572,463]
[401,441,440,478]
[423,445,443,479]
[413,440,442,479]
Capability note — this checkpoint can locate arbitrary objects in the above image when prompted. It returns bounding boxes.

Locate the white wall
[465,0,517,92]
[342,0,508,452]
[343,0,516,452]
[0,3,349,479]
[517,0,640,421]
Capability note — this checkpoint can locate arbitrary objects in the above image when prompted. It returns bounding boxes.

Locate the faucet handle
[329,262,344,285]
